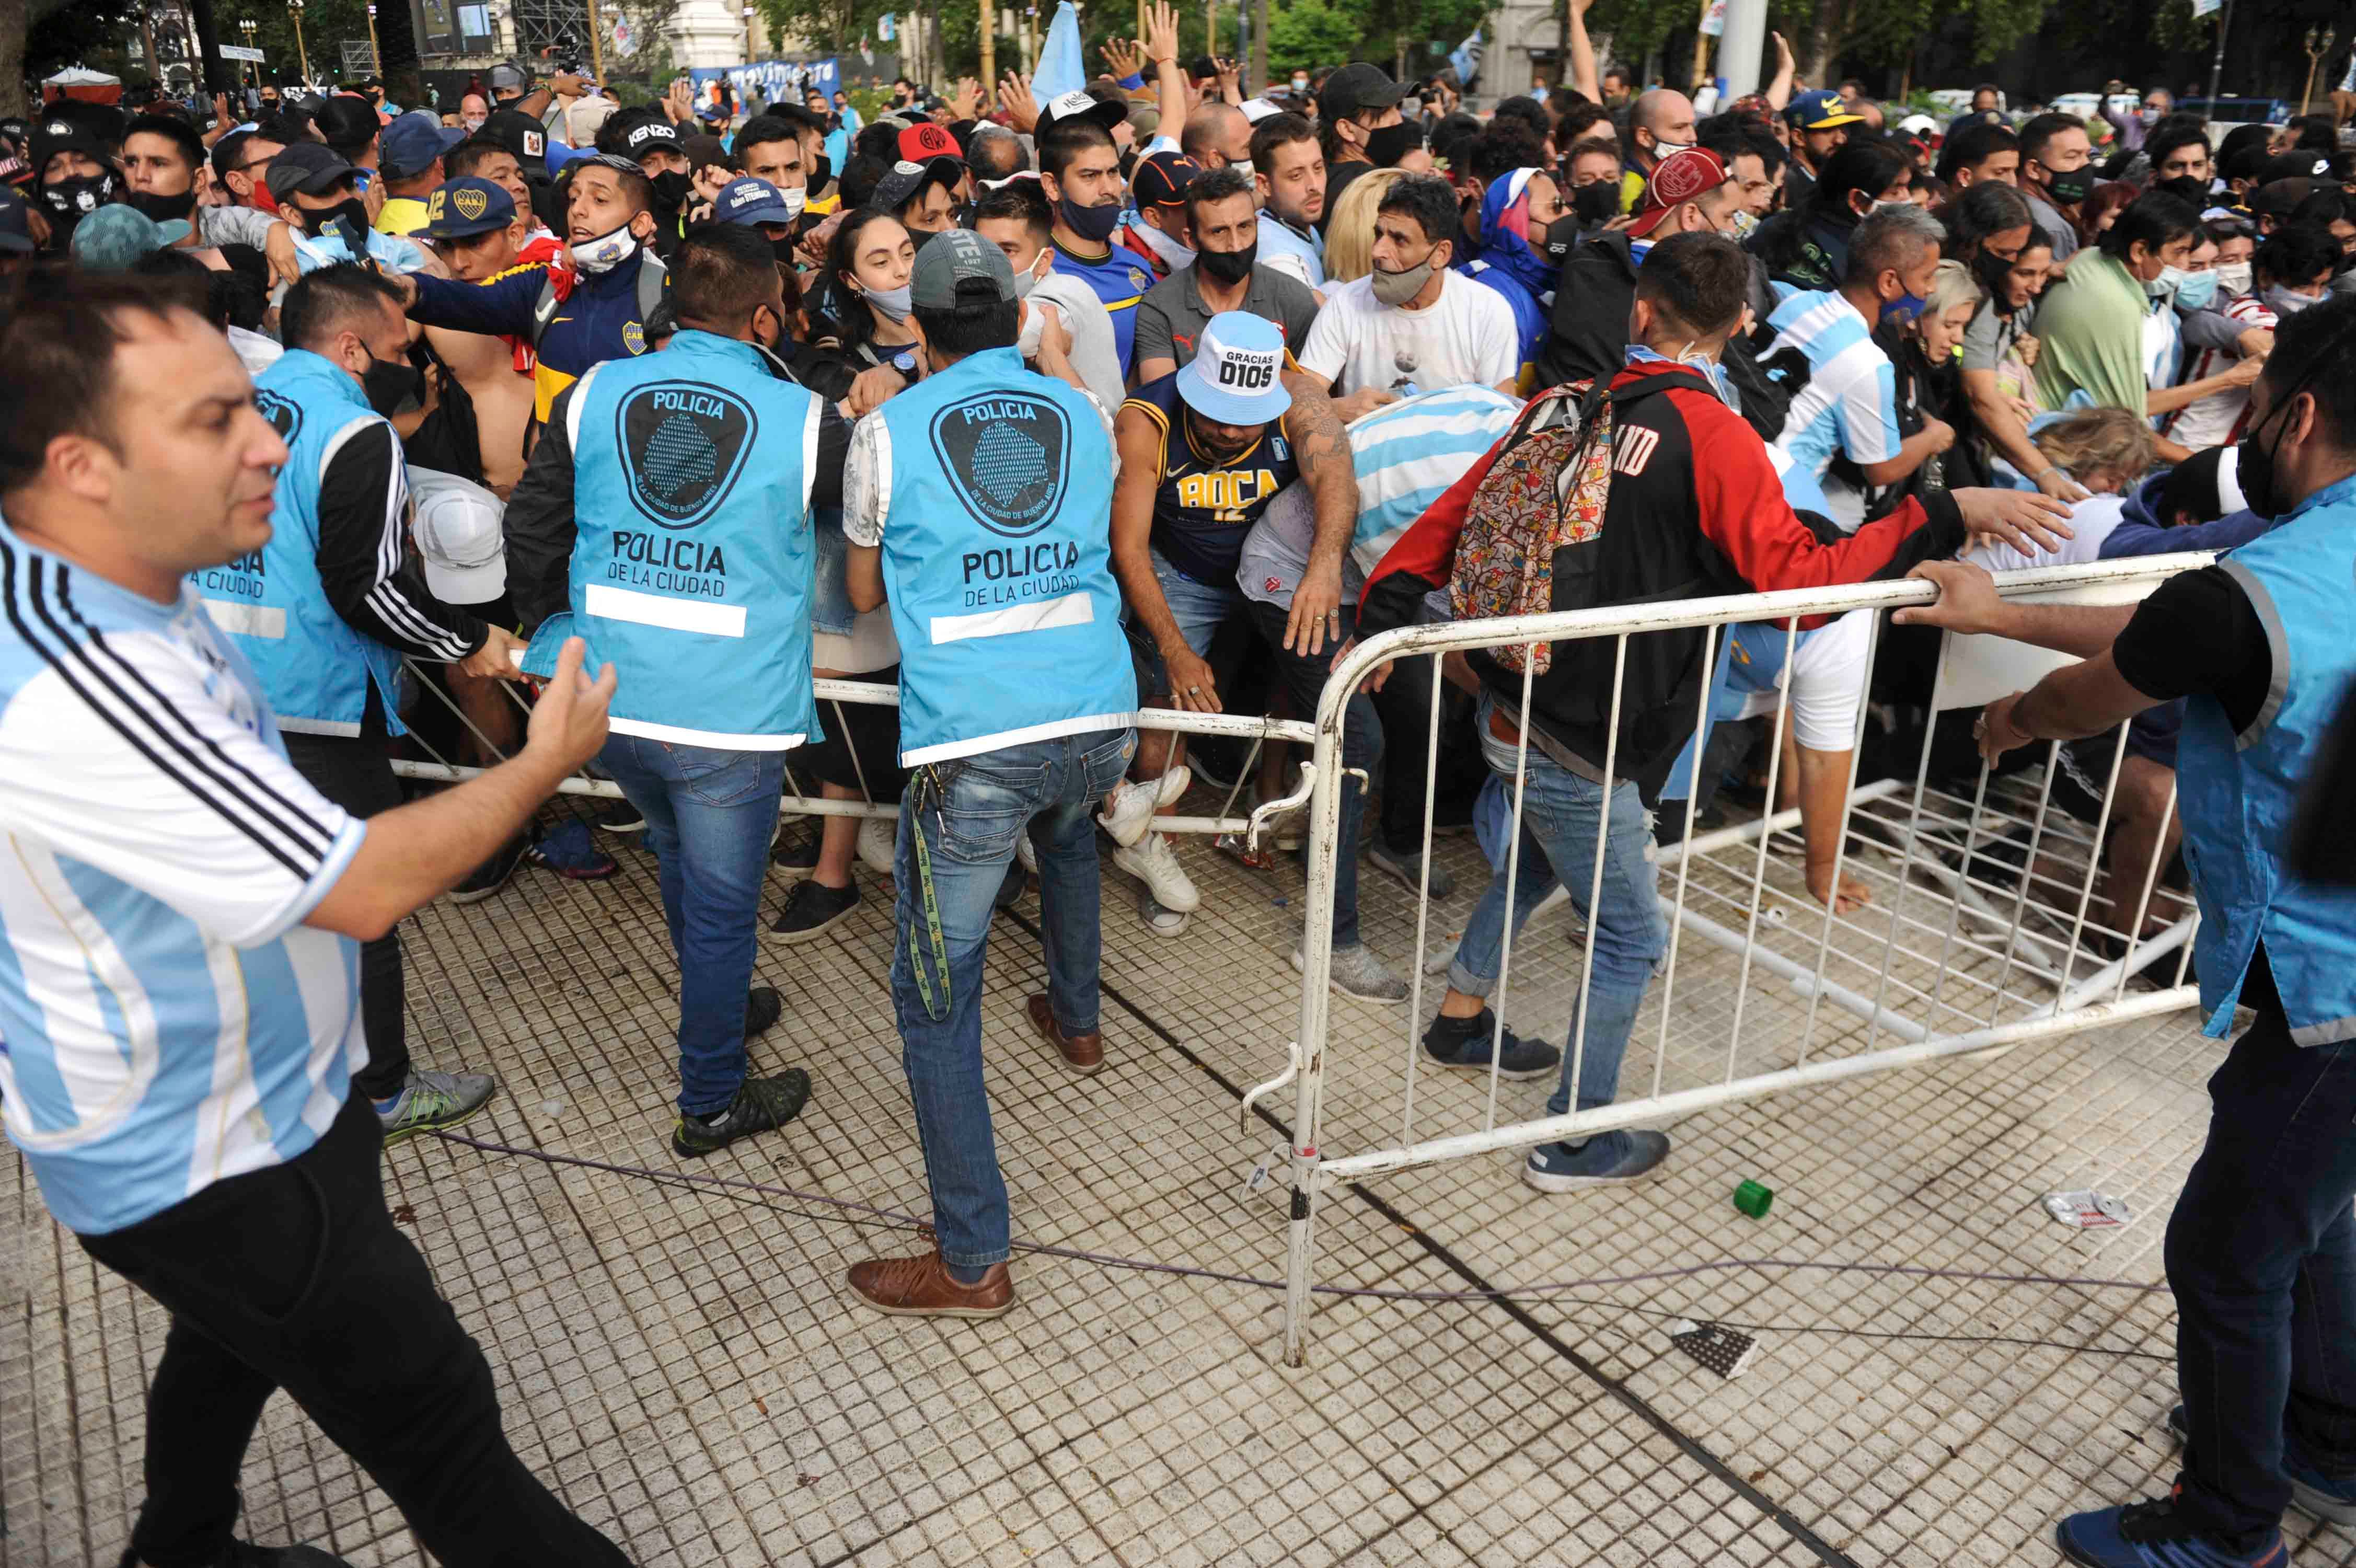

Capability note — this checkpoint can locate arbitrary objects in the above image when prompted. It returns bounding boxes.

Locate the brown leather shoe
[846,1248,1015,1318]
[1027,994,1103,1074]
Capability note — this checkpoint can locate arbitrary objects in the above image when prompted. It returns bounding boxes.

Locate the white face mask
[780,185,807,218]
[463,115,487,133]
[1227,157,1254,184]
[2215,261,2253,295]
[2149,262,2186,300]
[1648,136,1695,158]
[1291,76,1308,91]
[571,221,640,274]
[1010,249,1053,298]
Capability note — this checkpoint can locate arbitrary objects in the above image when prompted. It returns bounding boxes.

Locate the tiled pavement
[5,795,2344,1568]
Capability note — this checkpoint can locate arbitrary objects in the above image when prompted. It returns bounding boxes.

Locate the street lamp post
[239,17,258,91]
[2300,26,2338,118]
[288,0,312,87]
[365,1,382,74]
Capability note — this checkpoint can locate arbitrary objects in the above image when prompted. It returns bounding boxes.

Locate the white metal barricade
[386,671,1317,837]
[1258,554,2213,1365]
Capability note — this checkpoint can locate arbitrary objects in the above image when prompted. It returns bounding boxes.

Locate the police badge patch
[616,383,756,528]
[929,391,1071,538]
[254,388,302,444]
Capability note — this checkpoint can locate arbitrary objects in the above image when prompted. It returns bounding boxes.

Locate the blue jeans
[890,728,1136,1267]
[1449,694,1669,1119]
[2167,958,2356,1542]
[596,735,786,1116]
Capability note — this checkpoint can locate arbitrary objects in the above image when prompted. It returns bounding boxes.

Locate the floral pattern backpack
[1448,382,1613,675]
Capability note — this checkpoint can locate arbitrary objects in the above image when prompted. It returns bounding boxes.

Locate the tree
[753,0,886,60]
[1264,0,1358,77]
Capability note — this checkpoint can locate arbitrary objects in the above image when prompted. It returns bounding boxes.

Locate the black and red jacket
[1358,360,1967,792]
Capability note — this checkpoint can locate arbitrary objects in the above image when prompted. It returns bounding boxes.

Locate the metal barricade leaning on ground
[1256,552,2215,1367]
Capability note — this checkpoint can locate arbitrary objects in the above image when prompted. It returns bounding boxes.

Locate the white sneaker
[1097,766,1191,847]
[1290,942,1410,1004]
[1112,833,1201,913]
[1015,829,1037,874]
[857,814,897,877]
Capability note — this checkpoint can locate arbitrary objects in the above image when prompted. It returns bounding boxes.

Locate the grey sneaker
[1136,886,1191,936]
[1521,1129,1670,1191]
[376,1068,498,1144]
[1366,840,1458,900]
[1291,942,1410,1003]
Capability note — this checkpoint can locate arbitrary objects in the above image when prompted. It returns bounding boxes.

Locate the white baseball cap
[409,468,508,606]
[1175,312,1291,426]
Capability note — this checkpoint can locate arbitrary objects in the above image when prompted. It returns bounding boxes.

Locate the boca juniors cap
[1176,311,1291,426]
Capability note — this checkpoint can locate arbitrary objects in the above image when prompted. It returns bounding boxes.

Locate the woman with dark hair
[811,206,922,377]
[2035,191,2257,462]
[1745,138,1911,291]
[1943,182,2081,495]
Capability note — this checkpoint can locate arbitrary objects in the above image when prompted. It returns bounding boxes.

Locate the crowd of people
[3,16,2356,1568]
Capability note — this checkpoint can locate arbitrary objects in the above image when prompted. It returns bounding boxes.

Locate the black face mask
[1541,212,1581,265]
[771,234,799,268]
[1973,247,2015,299]
[1197,239,1256,283]
[908,224,942,255]
[1365,122,1426,168]
[362,350,424,418]
[650,169,692,213]
[124,186,198,223]
[2040,164,2095,206]
[1060,196,1124,244]
[306,199,375,253]
[807,153,831,190]
[2155,174,2208,210]
[42,174,112,226]
[1571,180,1620,228]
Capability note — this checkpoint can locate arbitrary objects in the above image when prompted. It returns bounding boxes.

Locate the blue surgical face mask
[2172,267,2219,313]
[1626,340,1737,409]
[1880,291,1926,325]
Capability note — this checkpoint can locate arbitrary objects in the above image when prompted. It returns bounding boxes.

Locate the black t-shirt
[2111,565,2271,735]
[1321,160,1373,234]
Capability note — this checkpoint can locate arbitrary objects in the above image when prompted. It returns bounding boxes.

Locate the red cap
[897,122,962,164]
[1623,146,1732,239]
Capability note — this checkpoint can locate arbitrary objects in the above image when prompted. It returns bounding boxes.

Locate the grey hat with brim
[909,225,1014,310]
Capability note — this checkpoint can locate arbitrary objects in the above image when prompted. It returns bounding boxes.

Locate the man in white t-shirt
[972,180,1128,417]
[1294,172,1519,422]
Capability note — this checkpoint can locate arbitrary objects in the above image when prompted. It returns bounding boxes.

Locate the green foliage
[212,0,376,84]
[753,0,885,61]
[1265,0,1358,75]
[1261,0,1483,78]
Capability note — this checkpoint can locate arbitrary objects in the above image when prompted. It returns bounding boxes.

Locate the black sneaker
[672,1070,812,1158]
[114,1540,359,1567]
[447,834,529,905]
[1419,1008,1561,1081]
[745,985,783,1037]
[595,798,646,834]
[769,878,859,942]
[771,828,822,873]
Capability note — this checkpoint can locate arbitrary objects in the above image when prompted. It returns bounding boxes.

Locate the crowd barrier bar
[1264,552,2215,1365]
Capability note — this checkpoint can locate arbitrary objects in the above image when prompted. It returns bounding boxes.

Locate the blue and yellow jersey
[1050,234,1154,380]
[1123,372,1299,586]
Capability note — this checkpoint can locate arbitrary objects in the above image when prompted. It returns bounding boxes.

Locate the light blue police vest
[522,331,819,750]
[873,346,1137,765]
[198,349,409,737]
[2177,471,2356,1045]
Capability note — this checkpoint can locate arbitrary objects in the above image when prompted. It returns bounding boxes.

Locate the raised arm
[1565,0,1601,105]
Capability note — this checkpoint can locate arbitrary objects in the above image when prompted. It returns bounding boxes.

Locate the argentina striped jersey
[1763,289,1901,522]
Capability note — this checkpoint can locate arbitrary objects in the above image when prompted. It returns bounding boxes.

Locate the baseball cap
[480,107,548,166]
[2261,151,2334,185]
[70,204,192,270]
[1238,96,1285,124]
[0,189,32,253]
[2249,178,2315,225]
[421,175,517,238]
[871,155,962,216]
[1317,63,1407,123]
[379,109,465,179]
[1037,89,1128,134]
[1175,312,1291,426]
[909,224,1014,309]
[1132,150,1202,208]
[620,118,686,161]
[1896,112,1937,138]
[1623,146,1731,238]
[411,469,509,605]
[311,94,383,156]
[897,121,960,163]
[1785,89,1865,132]
[713,175,795,226]
[487,62,529,95]
[264,140,359,201]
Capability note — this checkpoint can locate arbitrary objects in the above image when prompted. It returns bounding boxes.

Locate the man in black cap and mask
[1131,165,1319,385]
[604,111,696,253]
[1315,63,1407,229]
[29,118,117,250]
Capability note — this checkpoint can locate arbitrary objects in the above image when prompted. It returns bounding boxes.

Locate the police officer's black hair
[912,292,1018,361]
[1489,96,1550,149]
[671,223,782,328]
[972,180,1052,240]
[2255,292,2356,449]
[280,263,407,355]
[1633,231,1750,341]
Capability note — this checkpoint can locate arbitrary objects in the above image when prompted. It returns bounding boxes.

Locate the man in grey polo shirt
[1133,166,1321,384]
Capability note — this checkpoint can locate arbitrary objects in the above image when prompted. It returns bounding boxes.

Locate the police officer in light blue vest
[506,222,858,1159]
[205,264,521,1145]
[837,227,1139,1321]
[1905,296,2356,1568]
